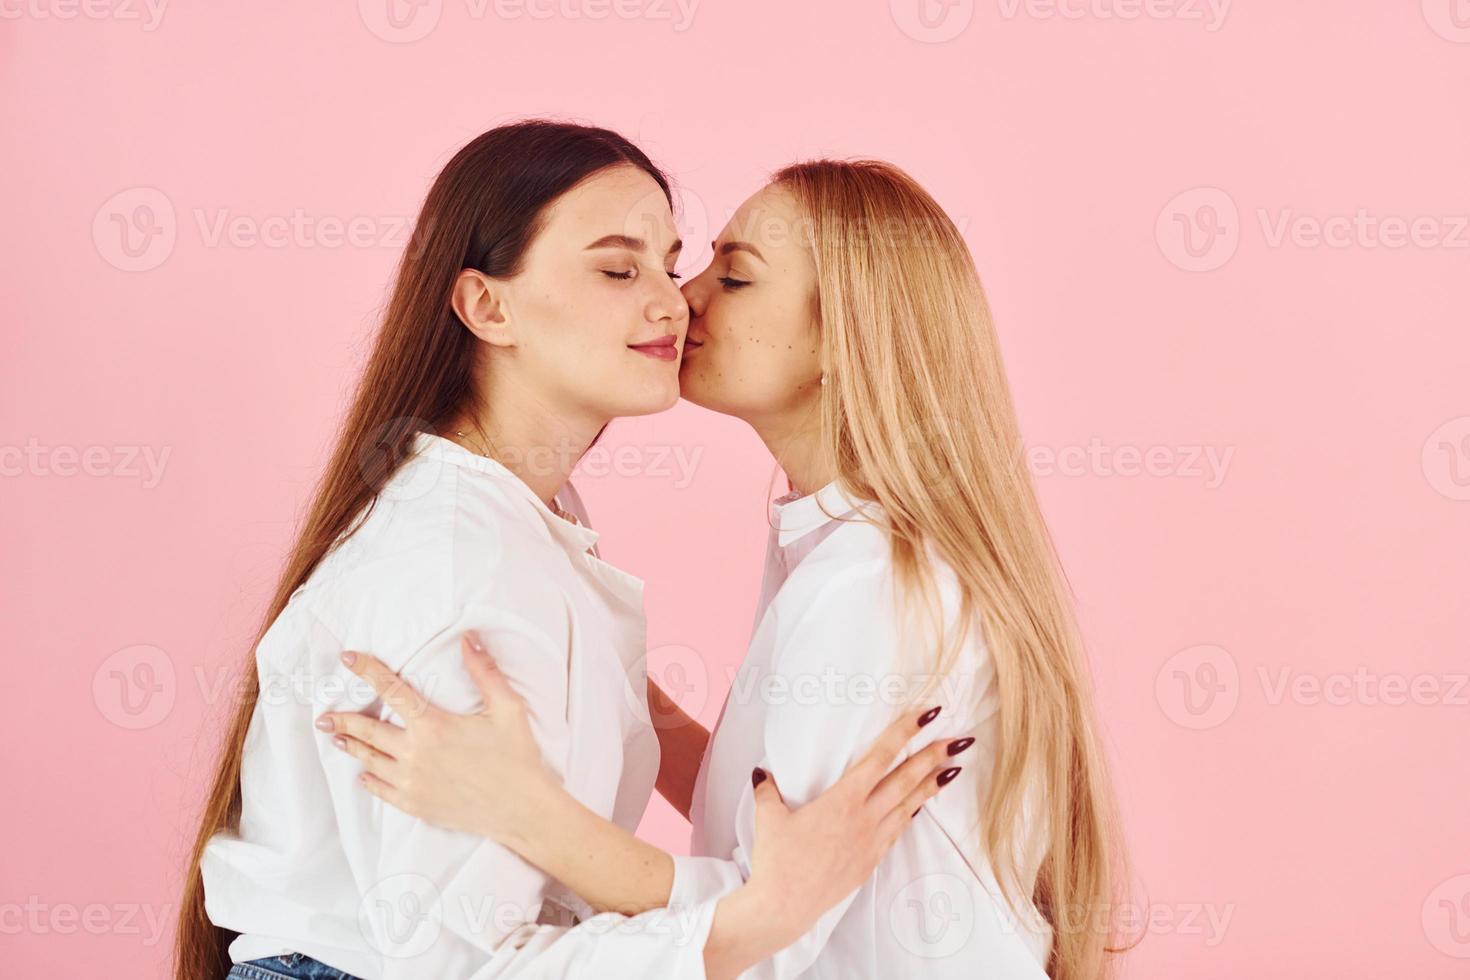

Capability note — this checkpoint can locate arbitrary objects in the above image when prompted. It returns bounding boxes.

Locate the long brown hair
[772,159,1131,980]
[174,120,672,980]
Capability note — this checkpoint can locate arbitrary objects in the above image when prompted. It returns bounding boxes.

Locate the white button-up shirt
[671,481,1055,978]
[201,432,715,979]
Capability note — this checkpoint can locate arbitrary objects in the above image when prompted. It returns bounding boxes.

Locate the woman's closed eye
[602,268,684,282]
[717,275,751,290]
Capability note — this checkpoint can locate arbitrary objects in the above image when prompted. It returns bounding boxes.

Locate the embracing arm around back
[646,678,711,821]
[319,634,966,979]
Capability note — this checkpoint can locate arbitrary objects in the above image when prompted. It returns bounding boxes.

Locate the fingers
[358,770,409,811]
[750,767,790,816]
[877,763,957,842]
[867,735,974,815]
[314,709,407,758]
[340,650,433,722]
[460,632,520,713]
[330,733,401,784]
[838,704,943,797]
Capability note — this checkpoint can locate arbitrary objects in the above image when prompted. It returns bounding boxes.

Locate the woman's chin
[674,367,711,409]
[615,380,681,417]
[675,374,742,420]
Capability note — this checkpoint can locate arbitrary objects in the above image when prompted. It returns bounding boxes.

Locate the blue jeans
[225,952,362,980]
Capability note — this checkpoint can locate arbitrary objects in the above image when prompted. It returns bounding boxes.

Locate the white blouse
[671,481,1055,978]
[201,432,715,979]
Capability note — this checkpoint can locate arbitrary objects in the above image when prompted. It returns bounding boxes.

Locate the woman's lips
[628,334,680,362]
[682,336,705,355]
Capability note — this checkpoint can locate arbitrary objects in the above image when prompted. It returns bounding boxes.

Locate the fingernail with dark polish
[911,807,921,818]
[946,737,975,756]
[917,706,942,727]
[937,766,962,787]
[752,767,767,788]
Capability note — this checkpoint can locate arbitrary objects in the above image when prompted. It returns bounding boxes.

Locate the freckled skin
[678,185,823,424]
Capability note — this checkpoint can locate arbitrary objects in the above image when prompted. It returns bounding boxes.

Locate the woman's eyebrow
[584,234,684,257]
[714,240,767,263]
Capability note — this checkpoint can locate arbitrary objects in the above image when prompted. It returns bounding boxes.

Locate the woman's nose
[649,276,690,325]
[681,277,706,319]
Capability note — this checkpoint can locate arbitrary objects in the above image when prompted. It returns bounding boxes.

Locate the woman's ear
[450,268,516,348]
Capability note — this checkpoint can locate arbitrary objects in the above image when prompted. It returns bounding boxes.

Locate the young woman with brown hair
[175,124,965,980]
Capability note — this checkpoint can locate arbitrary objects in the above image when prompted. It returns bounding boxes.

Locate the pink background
[3,1,1468,976]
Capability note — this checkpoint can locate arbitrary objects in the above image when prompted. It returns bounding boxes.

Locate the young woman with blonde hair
[323,158,1130,978]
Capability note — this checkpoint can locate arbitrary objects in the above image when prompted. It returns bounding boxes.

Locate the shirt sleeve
[668,559,919,979]
[305,596,717,979]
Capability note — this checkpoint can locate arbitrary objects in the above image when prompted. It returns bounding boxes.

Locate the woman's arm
[325,634,677,913]
[320,632,961,978]
[500,768,677,914]
[647,678,710,820]
[307,605,714,977]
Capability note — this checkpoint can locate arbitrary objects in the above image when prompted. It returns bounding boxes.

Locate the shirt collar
[409,432,602,556]
[771,479,873,548]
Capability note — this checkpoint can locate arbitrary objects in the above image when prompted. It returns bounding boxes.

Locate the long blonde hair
[773,159,1130,979]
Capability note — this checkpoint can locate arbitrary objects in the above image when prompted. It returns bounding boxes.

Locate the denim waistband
[226,952,361,980]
